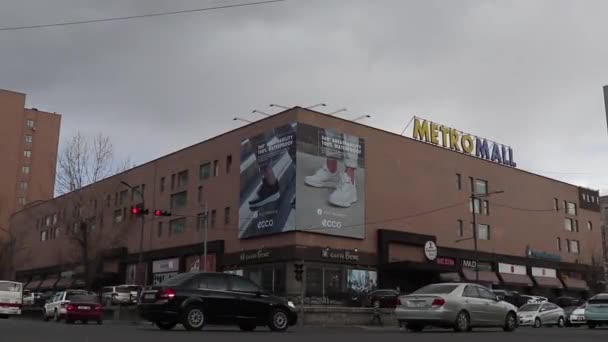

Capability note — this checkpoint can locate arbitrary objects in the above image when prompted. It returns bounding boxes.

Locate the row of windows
[556,237,580,254]
[457,220,491,240]
[564,218,593,232]
[554,199,577,215]
[156,207,231,237]
[160,156,232,193]
[582,193,599,204]
[456,174,488,195]
[40,227,60,242]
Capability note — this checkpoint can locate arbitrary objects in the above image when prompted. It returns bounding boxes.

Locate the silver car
[395,283,518,332]
[517,302,566,328]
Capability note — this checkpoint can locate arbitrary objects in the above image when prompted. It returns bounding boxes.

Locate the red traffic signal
[153,210,172,217]
[130,206,149,216]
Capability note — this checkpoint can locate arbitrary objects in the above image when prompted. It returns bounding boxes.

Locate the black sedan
[138,272,297,332]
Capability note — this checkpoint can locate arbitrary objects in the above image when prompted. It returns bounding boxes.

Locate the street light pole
[121,181,145,286]
[470,190,504,284]
[203,202,208,272]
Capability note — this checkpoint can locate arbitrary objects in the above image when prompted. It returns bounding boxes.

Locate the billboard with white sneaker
[295,123,366,239]
[238,122,365,239]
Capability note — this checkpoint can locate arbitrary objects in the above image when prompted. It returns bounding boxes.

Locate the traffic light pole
[121,181,146,286]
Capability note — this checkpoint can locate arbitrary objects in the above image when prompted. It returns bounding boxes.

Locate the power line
[0,0,288,32]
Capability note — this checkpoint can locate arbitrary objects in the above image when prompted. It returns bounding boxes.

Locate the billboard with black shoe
[238,122,365,239]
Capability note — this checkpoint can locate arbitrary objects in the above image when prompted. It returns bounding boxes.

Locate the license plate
[78,306,90,310]
[409,301,426,308]
[144,294,155,300]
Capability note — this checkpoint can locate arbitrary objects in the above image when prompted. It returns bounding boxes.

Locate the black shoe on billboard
[249,181,280,209]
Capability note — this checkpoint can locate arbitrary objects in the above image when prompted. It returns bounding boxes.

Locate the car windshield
[588,297,608,305]
[116,287,131,293]
[159,273,196,286]
[520,304,541,312]
[412,284,458,295]
[66,291,90,300]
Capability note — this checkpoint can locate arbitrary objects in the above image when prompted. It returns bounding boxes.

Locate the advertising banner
[296,123,366,238]
[239,123,297,238]
[238,122,365,239]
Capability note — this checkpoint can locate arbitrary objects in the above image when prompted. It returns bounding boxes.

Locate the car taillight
[94,305,102,311]
[431,298,446,307]
[66,304,75,312]
[159,288,176,300]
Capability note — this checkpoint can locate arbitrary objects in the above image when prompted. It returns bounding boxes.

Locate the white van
[0,281,23,318]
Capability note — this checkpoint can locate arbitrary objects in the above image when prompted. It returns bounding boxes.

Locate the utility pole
[471,193,479,284]
[203,202,208,272]
[121,181,146,286]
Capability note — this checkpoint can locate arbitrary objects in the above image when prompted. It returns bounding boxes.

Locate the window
[23,150,31,158]
[40,230,48,242]
[131,186,140,201]
[25,135,32,143]
[564,218,574,232]
[477,286,497,300]
[197,213,206,231]
[554,198,559,211]
[46,215,52,226]
[52,213,57,225]
[199,162,211,180]
[469,177,474,192]
[475,179,488,195]
[177,170,189,187]
[26,119,34,128]
[463,285,480,298]
[557,237,561,251]
[588,221,593,231]
[22,166,30,174]
[171,174,176,190]
[211,209,217,228]
[113,209,123,223]
[226,155,232,174]
[478,224,490,240]
[470,198,481,214]
[170,191,188,209]
[197,186,203,204]
[569,240,580,254]
[200,274,228,291]
[106,194,111,207]
[457,220,464,237]
[213,160,219,177]
[566,202,577,215]
[456,173,461,190]
[119,190,128,205]
[141,184,146,198]
[17,197,26,205]
[574,220,579,232]
[224,207,231,225]
[230,276,260,293]
[157,222,163,238]
[114,192,118,206]
[482,200,489,215]
[169,218,186,235]
[19,182,28,191]
[160,177,165,192]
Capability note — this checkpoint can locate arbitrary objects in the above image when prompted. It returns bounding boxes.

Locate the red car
[64,294,103,325]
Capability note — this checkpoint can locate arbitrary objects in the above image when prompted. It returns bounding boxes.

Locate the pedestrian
[371,299,383,326]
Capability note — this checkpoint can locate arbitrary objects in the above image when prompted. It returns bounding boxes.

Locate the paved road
[2,318,607,342]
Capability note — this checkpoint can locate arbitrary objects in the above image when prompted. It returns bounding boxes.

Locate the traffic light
[130,206,149,216]
[294,263,304,282]
[153,210,172,217]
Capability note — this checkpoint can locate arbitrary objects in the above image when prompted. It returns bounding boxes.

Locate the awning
[463,269,501,285]
[25,280,42,290]
[55,278,73,290]
[533,276,563,289]
[38,277,58,290]
[562,277,589,291]
[499,273,534,287]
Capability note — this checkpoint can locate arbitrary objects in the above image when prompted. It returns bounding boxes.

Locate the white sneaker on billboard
[305,166,339,188]
[329,172,357,208]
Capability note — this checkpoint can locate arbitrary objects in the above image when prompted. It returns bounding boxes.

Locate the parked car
[43,290,92,322]
[101,285,140,306]
[62,294,103,325]
[568,304,587,326]
[395,283,517,333]
[364,289,400,308]
[585,293,608,329]
[22,290,36,306]
[517,302,566,328]
[492,290,528,308]
[521,295,548,304]
[138,272,298,332]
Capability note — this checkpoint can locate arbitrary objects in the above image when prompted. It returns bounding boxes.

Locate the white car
[568,306,586,325]
[43,290,90,322]
[517,302,566,328]
[101,285,140,306]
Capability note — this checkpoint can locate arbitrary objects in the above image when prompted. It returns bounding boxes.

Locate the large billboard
[238,122,365,239]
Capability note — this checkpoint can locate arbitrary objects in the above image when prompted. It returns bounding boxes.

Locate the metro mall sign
[412,117,516,167]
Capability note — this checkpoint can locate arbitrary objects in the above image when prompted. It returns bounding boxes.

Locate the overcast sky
[2,0,608,193]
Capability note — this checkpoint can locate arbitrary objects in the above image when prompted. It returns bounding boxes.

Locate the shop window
[199,162,211,180]
[324,269,344,302]
[456,173,461,190]
[305,268,323,298]
[478,224,490,240]
[564,218,574,232]
[475,179,488,195]
[170,191,187,209]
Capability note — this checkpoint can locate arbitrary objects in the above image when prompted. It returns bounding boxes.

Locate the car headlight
[287,301,296,309]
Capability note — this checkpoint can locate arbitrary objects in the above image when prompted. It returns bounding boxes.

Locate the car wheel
[533,318,542,328]
[239,321,257,332]
[588,321,597,329]
[503,312,517,332]
[155,321,177,330]
[406,324,424,332]
[557,317,565,328]
[454,311,470,332]
[182,305,205,331]
[268,309,289,332]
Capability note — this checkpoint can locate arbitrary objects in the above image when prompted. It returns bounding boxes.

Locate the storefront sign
[240,249,271,262]
[526,248,561,262]
[531,267,557,278]
[436,257,455,266]
[498,262,527,275]
[462,259,493,271]
[424,241,437,261]
[152,258,179,273]
[321,249,360,262]
[412,117,516,167]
